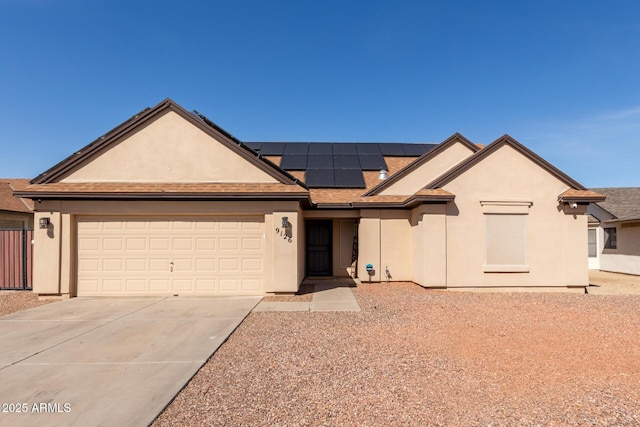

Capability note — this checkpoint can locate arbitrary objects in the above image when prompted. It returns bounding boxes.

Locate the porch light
[39,217,50,229]
[282,216,289,228]
[378,169,388,180]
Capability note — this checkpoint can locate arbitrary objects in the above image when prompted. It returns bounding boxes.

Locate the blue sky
[1,0,639,187]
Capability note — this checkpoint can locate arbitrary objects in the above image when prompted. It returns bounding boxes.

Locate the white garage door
[76,217,264,296]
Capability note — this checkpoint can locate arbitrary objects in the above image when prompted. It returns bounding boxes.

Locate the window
[484,214,528,272]
[604,227,617,249]
[588,229,597,257]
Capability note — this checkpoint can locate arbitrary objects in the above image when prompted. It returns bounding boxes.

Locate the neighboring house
[587,188,640,275]
[13,99,604,297]
[0,179,34,228]
[0,179,34,290]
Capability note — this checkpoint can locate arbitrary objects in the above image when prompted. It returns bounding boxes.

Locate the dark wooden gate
[0,229,33,290]
[306,220,332,276]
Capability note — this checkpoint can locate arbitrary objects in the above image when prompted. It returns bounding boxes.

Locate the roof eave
[14,191,310,201]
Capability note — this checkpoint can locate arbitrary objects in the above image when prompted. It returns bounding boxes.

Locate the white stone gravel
[154,282,640,426]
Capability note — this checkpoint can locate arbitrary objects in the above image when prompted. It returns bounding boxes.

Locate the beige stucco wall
[32,200,301,296]
[33,211,62,295]
[61,111,278,183]
[440,144,588,287]
[411,204,447,287]
[357,210,413,281]
[358,212,381,281]
[379,141,475,196]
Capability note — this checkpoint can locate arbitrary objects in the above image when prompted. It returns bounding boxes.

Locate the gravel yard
[0,290,54,317]
[154,281,640,426]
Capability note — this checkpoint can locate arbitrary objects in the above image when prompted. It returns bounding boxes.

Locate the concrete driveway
[0,296,260,427]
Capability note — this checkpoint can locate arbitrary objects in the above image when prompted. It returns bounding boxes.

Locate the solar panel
[355,143,381,155]
[307,154,333,168]
[305,169,335,187]
[308,143,333,154]
[284,143,309,154]
[334,169,366,188]
[332,143,357,154]
[244,142,262,152]
[254,142,285,155]
[401,143,430,156]
[279,154,308,170]
[378,143,407,156]
[358,154,387,170]
[333,154,360,169]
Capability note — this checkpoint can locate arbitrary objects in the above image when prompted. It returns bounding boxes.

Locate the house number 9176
[275,228,292,243]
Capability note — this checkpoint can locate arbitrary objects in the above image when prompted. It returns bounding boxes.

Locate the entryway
[306,220,332,276]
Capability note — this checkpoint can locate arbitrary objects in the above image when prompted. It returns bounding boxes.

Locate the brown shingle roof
[13,182,309,200]
[558,189,606,202]
[589,187,640,221]
[271,156,420,206]
[0,179,33,212]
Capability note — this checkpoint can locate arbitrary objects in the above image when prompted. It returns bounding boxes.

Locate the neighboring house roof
[0,179,34,213]
[590,187,640,222]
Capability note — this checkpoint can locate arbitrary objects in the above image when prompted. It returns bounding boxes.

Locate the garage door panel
[150,258,170,272]
[196,237,215,250]
[126,279,146,292]
[126,259,146,272]
[150,238,170,251]
[79,238,100,251]
[196,280,216,292]
[103,279,124,292]
[242,237,262,250]
[103,259,123,272]
[125,222,146,231]
[103,238,123,251]
[219,258,239,273]
[196,258,216,272]
[77,217,264,296]
[173,238,193,251]
[104,221,126,231]
[150,279,170,292]
[219,238,239,250]
[126,238,147,251]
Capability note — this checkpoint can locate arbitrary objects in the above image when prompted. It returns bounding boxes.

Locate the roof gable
[32,99,303,187]
[365,133,479,196]
[425,134,586,190]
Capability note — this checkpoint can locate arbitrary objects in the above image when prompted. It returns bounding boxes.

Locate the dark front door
[306,220,332,276]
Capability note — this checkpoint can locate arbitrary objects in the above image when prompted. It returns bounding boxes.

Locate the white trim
[480,200,532,214]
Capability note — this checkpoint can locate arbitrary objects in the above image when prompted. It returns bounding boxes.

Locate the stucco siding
[441,144,587,287]
[380,141,475,196]
[600,254,640,276]
[60,111,278,184]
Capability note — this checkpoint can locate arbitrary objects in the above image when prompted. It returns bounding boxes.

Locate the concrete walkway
[0,296,260,427]
[253,280,360,312]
